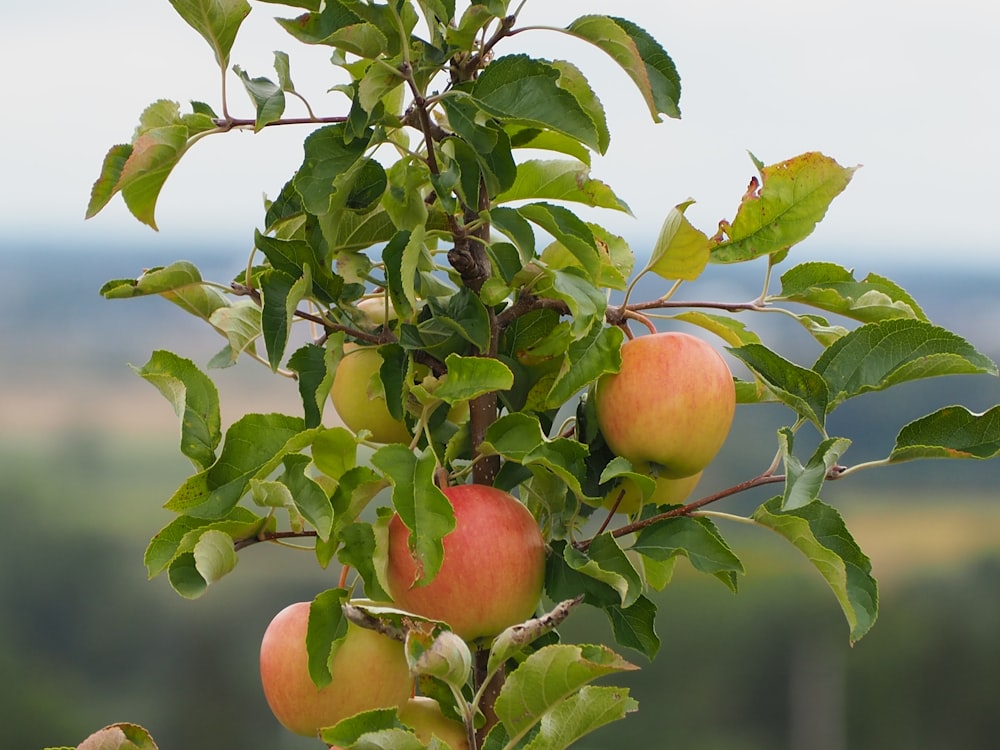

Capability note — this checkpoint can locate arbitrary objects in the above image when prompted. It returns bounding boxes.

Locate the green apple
[594,332,735,478]
[398,696,470,749]
[259,601,413,737]
[385,484,546,643]
[600,466,703,515]
[356,295,397,327]
[330,344,411,444]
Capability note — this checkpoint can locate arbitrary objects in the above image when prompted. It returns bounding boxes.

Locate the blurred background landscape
[3,241,998,750]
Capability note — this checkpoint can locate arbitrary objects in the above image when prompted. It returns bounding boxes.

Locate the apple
[594,331,735,478]
[398,696,470,749]
[385,484,546,643]
[330,344,411,444]
[259,601,413,737]
[356,295,397,327]
[600,466,703,515]
[327,697,468,750]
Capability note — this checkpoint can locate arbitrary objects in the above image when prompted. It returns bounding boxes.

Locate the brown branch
[234,530,318,552]
[213,115,349,131]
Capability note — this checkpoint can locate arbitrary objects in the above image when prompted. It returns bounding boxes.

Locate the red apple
[330,344,411,444]
[385,484,546,643]
[594,332,735,478]
[259,601,413,737]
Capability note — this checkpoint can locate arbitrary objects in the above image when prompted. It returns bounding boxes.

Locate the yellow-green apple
[356,296,397,327]
[600,467,703,515]
[594,332,735,478]
[259,601,413,737]
[385,484,546,643]
[398,696,470,749]
[330,344,410,444]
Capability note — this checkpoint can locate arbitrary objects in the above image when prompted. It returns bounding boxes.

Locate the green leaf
[473,55,604,153]
[288,342,334,429]
[207,301,262,368]
[294,123,372,215]
[233,66,286,131]
[101,260,231,322]
[164,414,309,518]
[307,588,350,688]
[116,124,189,229]
[494,643,638,736]
[281,453,334,540]
[778,429,851,511]
[543,267,608,337]
[489,206,536,262]
[435,353,515,403]
[711,152,858,263]
[191,528,238,587]
[547,59,611,155]
[274,1,362,45]
[773,262,928,322]
[645,200,711,281]
[132,350,221,470]
[523,685,638,750]
[497,160,630,213]
[337,522,391,599]
[813,319,999,409]
[631,515,744,592]
[168,0,251,68]
[86,144,133,219]
[144,507,265,579]
[566,15,681,121]
[603,595,660,660]
[752,497,878,644]
[728,343,830,429]
[253,231,343,303]
[371,445,454,585]
[545,324,624,409]
[889,404,1000,462]
[519,202,600,281]
[260,266,310,371]
[670,312,762,347]
[564,535,643,608]
[382,228,424,319]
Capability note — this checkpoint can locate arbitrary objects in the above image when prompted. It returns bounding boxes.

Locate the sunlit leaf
[117,125,189,229]
[435,353,515,403]
[307,588,350,688]
[132,350,221,470]
[752,497,878,644]
[497,160,630,213]
[711,152,858,263]
[646,200,711,281]
[773,262,928,322]
[566,15,680,121]
[86,144,133,219]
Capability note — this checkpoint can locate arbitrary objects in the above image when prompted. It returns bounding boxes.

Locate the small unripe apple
[330,344,411,444]
[594,331,735,478]
[385,484,546,643]
[356,296,397,326]
[398,696,470,749]
[259,601,413,737]
[600,466,702,515]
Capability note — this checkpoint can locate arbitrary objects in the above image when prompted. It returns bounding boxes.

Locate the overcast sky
[3,0,999,269]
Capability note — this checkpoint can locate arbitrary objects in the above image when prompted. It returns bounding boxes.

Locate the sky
[3,0,999,269]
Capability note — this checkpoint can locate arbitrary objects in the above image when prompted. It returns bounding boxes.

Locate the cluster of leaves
[80,1,1000,749]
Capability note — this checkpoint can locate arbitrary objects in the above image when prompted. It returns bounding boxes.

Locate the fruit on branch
[330,344,411,444]
[356,295,397,327]
[385,484,546,642]
[599,466,703,515]
[398,696,470,749]
[259,601,412,737]
[594,332,735,478]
